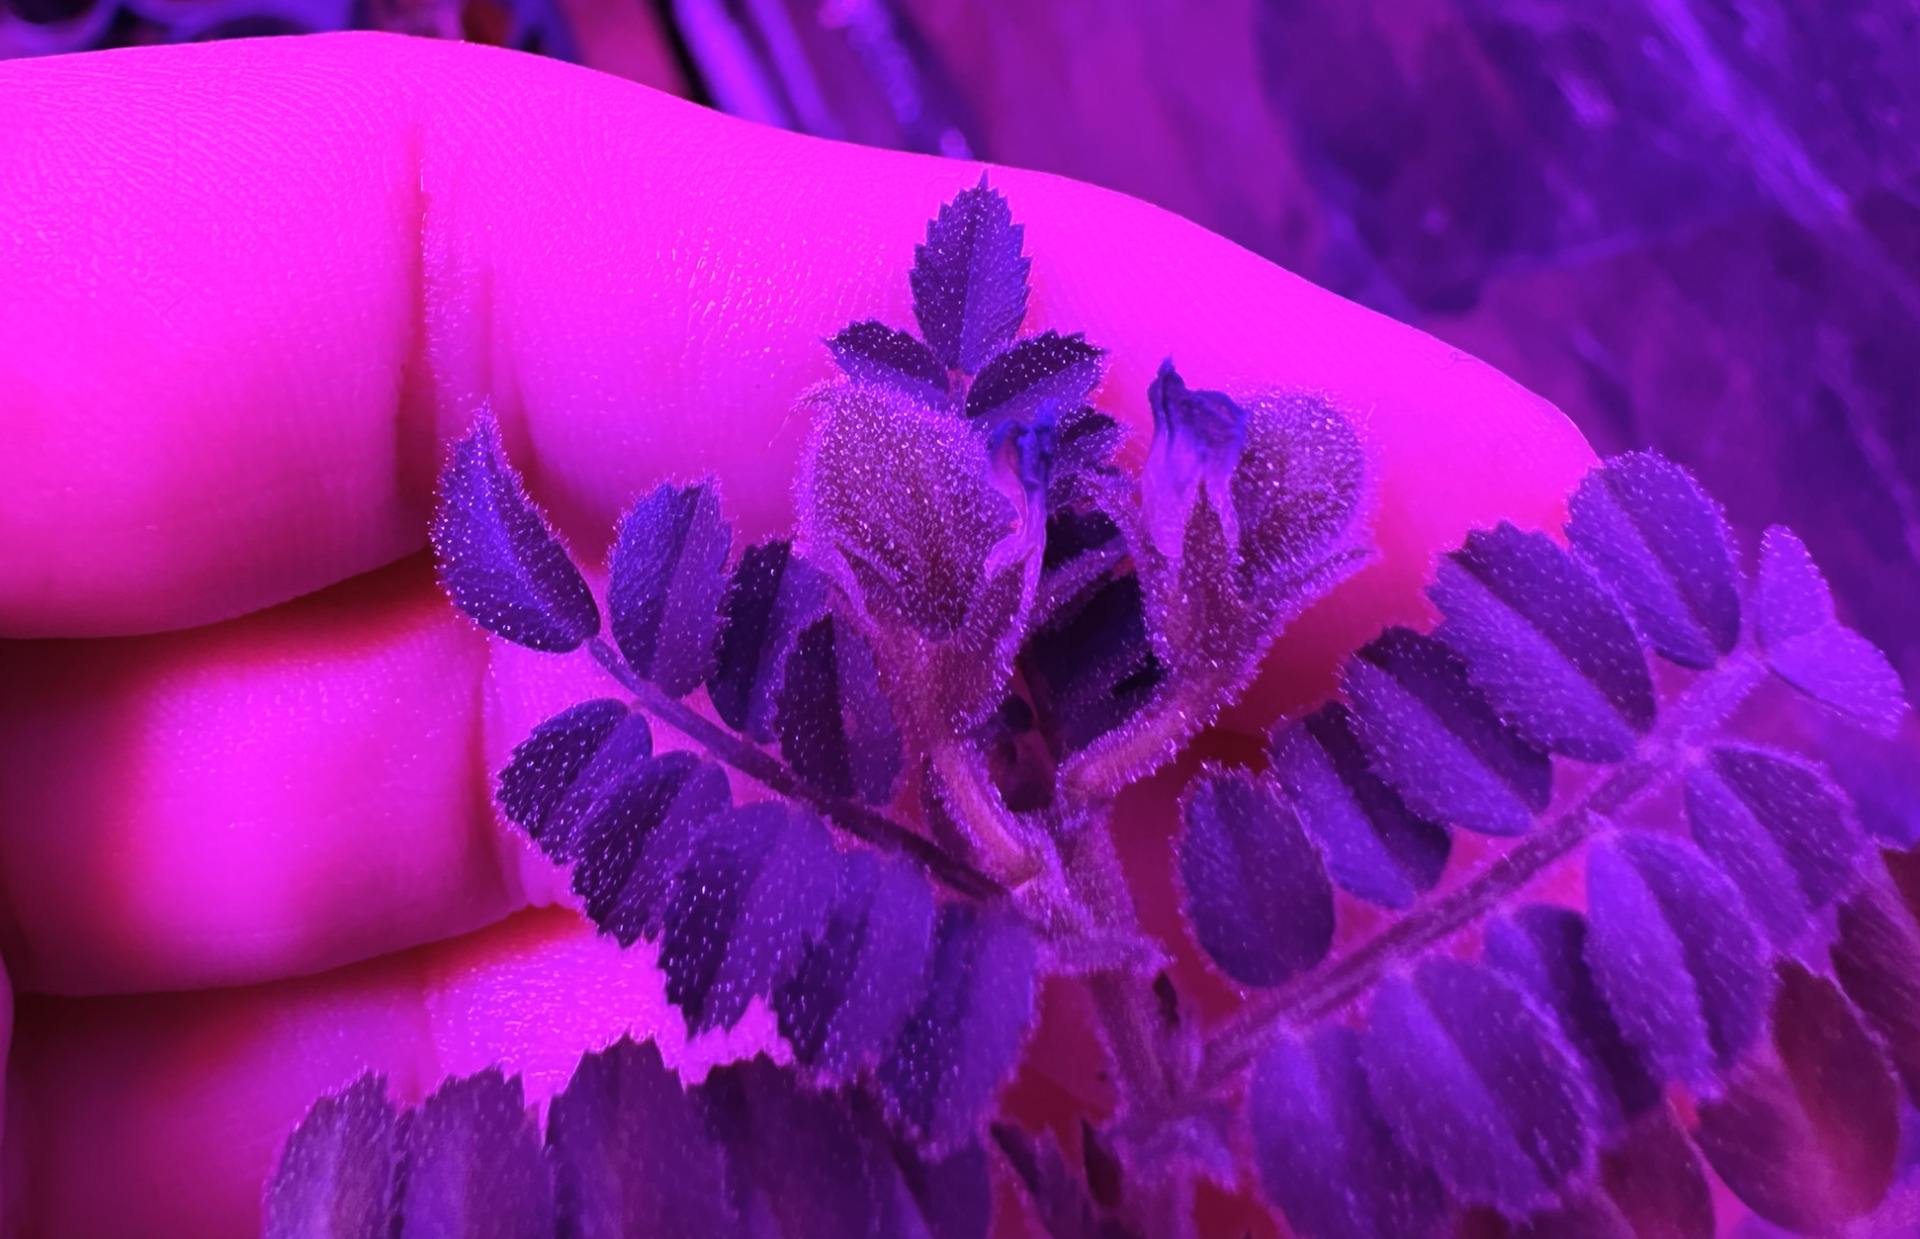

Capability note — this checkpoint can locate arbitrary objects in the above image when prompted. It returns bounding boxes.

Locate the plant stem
[588,638,1003,902]
[1196,649,1768,1090]
[1066,820,1174,1107]
[930,739,1041,885]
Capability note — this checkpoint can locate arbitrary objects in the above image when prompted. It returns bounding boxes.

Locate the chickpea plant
[265,180,1920,1239]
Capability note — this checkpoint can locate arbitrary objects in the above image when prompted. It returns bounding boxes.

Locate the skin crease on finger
[0,32,1596,1239]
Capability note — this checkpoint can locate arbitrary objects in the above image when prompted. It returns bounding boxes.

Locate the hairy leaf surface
[1270,702,1449,909]
[910,178,1030,373]
[1565,452,1739,669]
[1360,959,1597,1214]
[799,384,1014,639]
[1694,964,1901,1233]
[496,700,639,862]
[1178,768,1335,988]
[878,904,1037,1151]
[571,754,732,946]
[1484,905,1660,1133]
[262,1073,399,1239]
[1248,1027,1445,1239]
[1684,744,1863,948]
[776,850,938,1079]
[964,331,1104,426]
[709,539,830,742]
[396,1071,553,1239]
[1432,523,1654,761]
[609,481,731,698]
[992,1124,1139,1239]
[1754,525,1907,736]
[546,1038,738,1238]
[657,801,840,1032]
[431,416,599,652]
[1585,832,1771,1093]
[1231,391,1368,594]
[828,320,951,406]
[1343,626,1552,837]
[777,613,903,805]
[1832,849,1920,1102]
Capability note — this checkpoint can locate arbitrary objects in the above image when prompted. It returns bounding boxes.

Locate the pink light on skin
[0,32,1592,1238]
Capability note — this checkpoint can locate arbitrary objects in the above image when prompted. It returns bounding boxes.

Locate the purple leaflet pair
[265,180,1918,1239]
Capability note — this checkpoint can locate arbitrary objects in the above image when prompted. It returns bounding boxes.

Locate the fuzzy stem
[1059,673,1221,805]
[1066,820,1174,1108]
[588,638,1003,901]
[930,739,1041,885]
[1196,648,1768,1090]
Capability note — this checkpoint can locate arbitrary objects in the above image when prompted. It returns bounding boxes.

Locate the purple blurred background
[6,0,1915,834]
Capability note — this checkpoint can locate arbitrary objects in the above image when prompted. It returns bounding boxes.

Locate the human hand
[0,32,1590,1237]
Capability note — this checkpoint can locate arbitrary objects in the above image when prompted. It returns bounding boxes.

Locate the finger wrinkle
[0,557,516,996]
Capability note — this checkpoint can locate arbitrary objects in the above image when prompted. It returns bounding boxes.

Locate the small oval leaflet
[1483,904,1661,1134]
[568,752,730,946]
[431,415,600,652]
[1585,831,1772,1094]
[964,330,1105,425]
[877,903,1038,1152]
[775,850,939,1080]
[1269,702,1450,910]
[1431,522,1655,762]
[1342,626,1552,837]
[1694,963,1901,1234]
[992,1123,1138,1239]
[546,1038,738,1238]
[776,612,904,805]
[828,319,951,407]
[608,481,731,698]
[1564,451,1740,670]
[1684,744,1863,949]
[656,800,840,1033]
[1754,524,1908,737]
[496,699,641,862]
[1359,958,1598,1215]
[262,1073,399,1239]
[708,539,828,742]
[1248,1026,1445,1239]
[1177,767,1335,988]
[397,1070,554,1239]
[1831,852,1920,1102]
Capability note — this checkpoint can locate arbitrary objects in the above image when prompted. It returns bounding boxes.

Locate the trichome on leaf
[271,182,1918,1239]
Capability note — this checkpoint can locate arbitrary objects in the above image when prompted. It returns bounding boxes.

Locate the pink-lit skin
[0,34,1593,1238]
